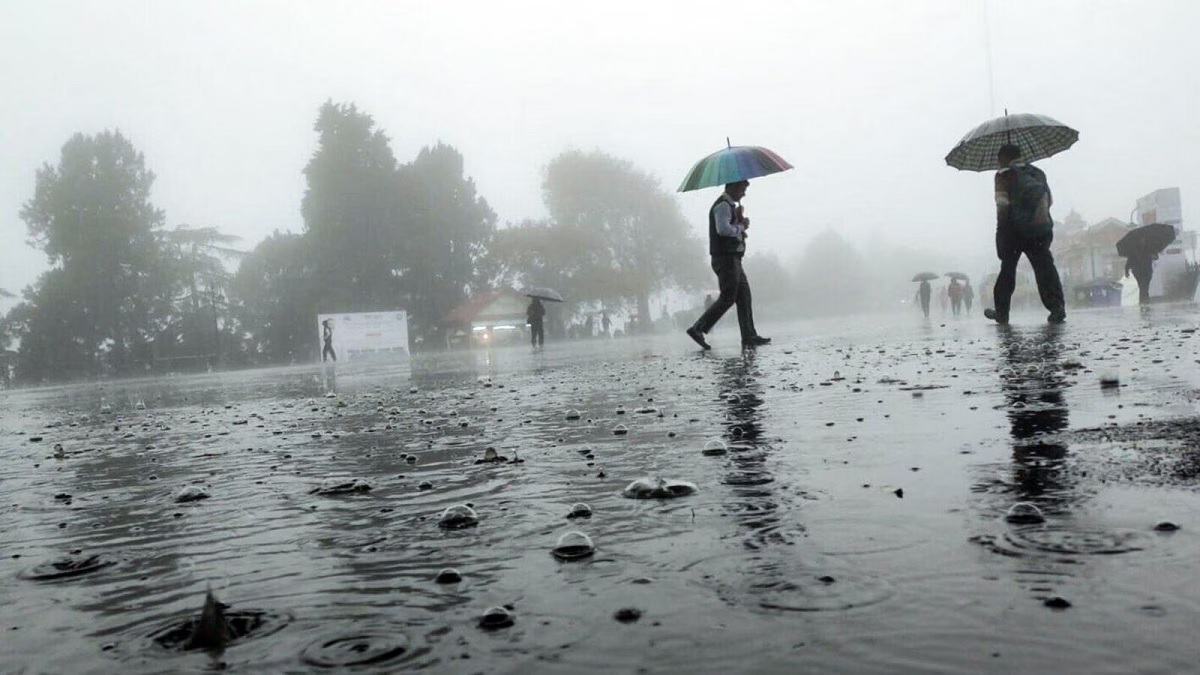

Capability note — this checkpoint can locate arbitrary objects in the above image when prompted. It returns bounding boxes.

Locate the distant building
[1051,216,1130,306]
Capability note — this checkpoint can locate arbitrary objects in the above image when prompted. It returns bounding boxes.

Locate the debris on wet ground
[614,608,642,623]
[310,478,372,495]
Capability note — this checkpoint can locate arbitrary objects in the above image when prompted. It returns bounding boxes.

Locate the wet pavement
[2,304,1199,673]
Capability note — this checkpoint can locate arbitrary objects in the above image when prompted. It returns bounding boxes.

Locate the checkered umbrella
[944,112,1079,172]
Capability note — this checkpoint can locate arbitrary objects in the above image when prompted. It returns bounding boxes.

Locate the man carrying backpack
[983,144,1066,325]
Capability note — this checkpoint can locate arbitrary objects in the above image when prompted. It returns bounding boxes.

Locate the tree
[301,101,401,313]
[229,231,315,364]
[152,225,244,366]
[395,143,496,343]
[538,150,705,326]
[742,252,794,312]
[18,130,165,376]
[791,229,872,316]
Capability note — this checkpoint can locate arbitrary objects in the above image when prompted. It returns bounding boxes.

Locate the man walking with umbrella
[678,141,791,350]
[527,297,546,347]
[686,180,770,349]
[945,112,1076,325]
[984,144,1066,324]
[1117,222,1176,306]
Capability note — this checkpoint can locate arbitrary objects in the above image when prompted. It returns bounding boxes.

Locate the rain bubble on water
[1005,502,1046,525]
[438,504,479,530]
[552,531,596,560]
[567,503,593,519]
[612,424,628,436]
[174,485,210,503]
[565,409,582,420]
[435,568,463,583]
[702,439,728,456]
[478,606,515,630]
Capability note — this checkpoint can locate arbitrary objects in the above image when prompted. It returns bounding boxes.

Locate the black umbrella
[912,272,938,282]
[1116,223,1176,259]
[523,287,564,302]
[945,272,969,281]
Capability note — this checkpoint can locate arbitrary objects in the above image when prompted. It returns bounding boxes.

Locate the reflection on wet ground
[2,306,1199,673]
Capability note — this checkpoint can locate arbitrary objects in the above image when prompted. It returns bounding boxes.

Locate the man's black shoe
[686,326,711,350]
[1047,310,1066,324]
[983,308,1009,325]
[743,335,771,346]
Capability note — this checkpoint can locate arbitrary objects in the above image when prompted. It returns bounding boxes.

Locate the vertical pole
[983,0,996,116]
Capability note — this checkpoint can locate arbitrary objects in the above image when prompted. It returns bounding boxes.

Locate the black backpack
[1007,165,1053,237]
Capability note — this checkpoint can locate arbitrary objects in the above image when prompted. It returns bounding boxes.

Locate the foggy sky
[2,0,1197,307]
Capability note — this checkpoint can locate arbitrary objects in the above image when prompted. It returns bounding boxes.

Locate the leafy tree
[395,143,496,343]
[152,225,244,366]
[18,130,165,376]
[537,150,705,326]
[301,101,401,313]
[742,252,794,311]
[229,231,315,363]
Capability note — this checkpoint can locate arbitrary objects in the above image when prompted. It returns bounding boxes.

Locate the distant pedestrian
[917,280,931,318]
[686,180,770,349]
[527,298,546,347]
[600,312,611,337]
[321,319,337,362]
[964,282,975,313]
[984,144,1066,324]
[1125,253,1156,305]
[948,279,964,316]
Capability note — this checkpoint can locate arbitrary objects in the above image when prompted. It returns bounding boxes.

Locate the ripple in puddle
[704,561,893,613]
[973,525,1147,557]
[147,608,291,651]
[301,632,414,668]
[20,553,116,581]
[296,531,391,554]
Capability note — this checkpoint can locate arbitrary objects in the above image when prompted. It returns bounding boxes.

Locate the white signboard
[1135,187,1183,226]
[316,311,409,362]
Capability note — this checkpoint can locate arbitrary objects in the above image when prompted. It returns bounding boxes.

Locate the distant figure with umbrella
[946,112,1072,325]
[526,298,545,347]
[679,142,791,349]
[912,272,936,318]
[1117,222,1176,306]
[523,287,563,347]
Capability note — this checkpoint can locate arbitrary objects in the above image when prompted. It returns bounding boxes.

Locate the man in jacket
[984,144,1066,325]
[686,180,771,349]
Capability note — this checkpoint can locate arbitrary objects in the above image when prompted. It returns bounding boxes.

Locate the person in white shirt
[686,180,771,349]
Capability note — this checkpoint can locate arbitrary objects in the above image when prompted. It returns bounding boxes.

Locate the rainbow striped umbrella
[678,142,793,192]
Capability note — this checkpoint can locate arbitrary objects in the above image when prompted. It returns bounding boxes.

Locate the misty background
[0,0,1196,376]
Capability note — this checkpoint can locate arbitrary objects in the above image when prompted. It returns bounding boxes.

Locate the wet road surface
[2,305,1199,673]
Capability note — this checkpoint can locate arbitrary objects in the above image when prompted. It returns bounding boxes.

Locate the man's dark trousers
[1129,257,1154,304]
[993,228,1065,319]
[693,254,756,339]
